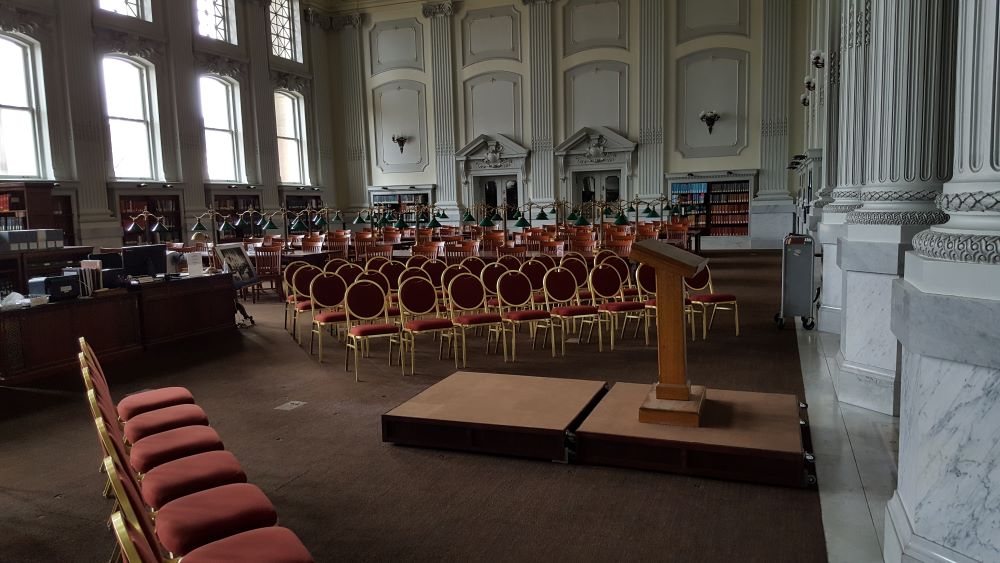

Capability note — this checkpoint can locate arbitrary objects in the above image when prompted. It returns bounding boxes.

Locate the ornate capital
[0,4,49,38]
[194,52,247,80]
[938,190,1000,213]
[94,29,164,61]
[422,2,456,18]
[302,7,332,30]
[912,230,1000,265]
[270,71,310,93]
[332,13,364,31]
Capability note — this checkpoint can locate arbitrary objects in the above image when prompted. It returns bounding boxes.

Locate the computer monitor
[88,252,123,269]
[122,244,167,277]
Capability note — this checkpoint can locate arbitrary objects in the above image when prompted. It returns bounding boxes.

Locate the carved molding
[332,13,364,31]
[676,0,749,44]
[846,210,949,225]
[462,5,521,66]
[564,60,629,137]
[912,230,1000,264]
[373,80,429,173]
[270,70,310,93]
[859,189,940,202]
[831,188,861,199]
[370,18,424,75]
[94,28,165,61]
[0,4,49,38]
[422,2,455,18]
[194,52,248,80]
[824,203,863,213]
[938,190,1000,213]
[676,48,749,158]
[563,0,628,56]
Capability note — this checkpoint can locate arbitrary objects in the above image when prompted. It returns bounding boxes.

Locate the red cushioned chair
[496,270,553,360]
[600,254,640,300]
[406,253,431,269]
[323,257,349,273]
[290,265,322,344]
[398,276,456,374]
[379,260,407,299]
[283,261,310,333]
[560,256,592,304]
[684,265,739,340]
[460,255,486,277]
[533,252,557,270]
[344,280,403,381]
[335,262,364,285]
[479,261,509,310]
[440,263,470,303]
[543,267,602,355]
[446,273,507,367]
[519,259,549,306]
[308,273,348,363]
[420,258,447,291]
[365,255,391,272]
[592,263,645,351]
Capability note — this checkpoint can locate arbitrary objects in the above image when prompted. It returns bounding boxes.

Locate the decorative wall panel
[677,0,749,44]
[369,18,423,75]
[463,71,522,142]
[563,0,628,56]
[676,48,748,157]
[564,61,628,136]
[461,5,520,66]
[373,80,429,172]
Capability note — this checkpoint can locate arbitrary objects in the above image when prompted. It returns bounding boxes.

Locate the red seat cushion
[286,294,310,303]
[454,313,502,326]
[504,309,550,321]
[117,387,194,421]
[531,294,547,303]
[295,301,314,311]
[390,294,401,302]
[404,318,454,331]
[622,287,640,297]
[129,425,225,474]
[349,323,398,337]
[551,305,598,317]
[689,293,737,303]
[599,301,646,312]
[645,298,657,306]
[387,306,401,317]
[578,290,593,300]
[124,403,209,444]
[155,483,278,556]
[315,311,347,323]
[141,450,247,509]
[181,527,314,563]
[487,297,500,307]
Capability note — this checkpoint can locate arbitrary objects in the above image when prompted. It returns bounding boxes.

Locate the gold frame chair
[344,279,404,381]
[684,265,740,339]
[398,276,456,374]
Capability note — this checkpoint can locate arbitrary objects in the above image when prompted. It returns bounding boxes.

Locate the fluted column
[247,0,281,212]
[334,14,369,211]
[524,0,555,205]
[635,0,664,200]
[423,2,459,216]
[816,0,868,333]
[808,0,840,231]
[305,9,337,207]
[750,0,795,249]
[886,5,1000,559]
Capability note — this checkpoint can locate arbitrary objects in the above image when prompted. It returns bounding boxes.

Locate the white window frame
[268,0,302,62]
[97,0,152,21]
[199,74,244,183]
[195,0,238,44]
[274,89,309,185]
[0,33,49,179]
[102,55,161,181]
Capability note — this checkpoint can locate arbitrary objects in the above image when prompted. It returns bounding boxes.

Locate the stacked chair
[78,338,313,562]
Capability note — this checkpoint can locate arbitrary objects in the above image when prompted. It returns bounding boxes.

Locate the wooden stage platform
[382,372,809,487]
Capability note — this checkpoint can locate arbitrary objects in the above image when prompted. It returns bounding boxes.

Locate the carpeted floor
[0,251,827,562]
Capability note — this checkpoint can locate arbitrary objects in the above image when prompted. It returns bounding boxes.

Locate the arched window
[102,56,159,180]
[199,75,243,182]
[0,34,46,178]
[274,90,308,185]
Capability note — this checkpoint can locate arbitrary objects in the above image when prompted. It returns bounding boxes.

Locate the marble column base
[832,347,899,415]
[817,240,843,334]
[78,213,125,249]
[884,492,978,563]
[749,199,796,249]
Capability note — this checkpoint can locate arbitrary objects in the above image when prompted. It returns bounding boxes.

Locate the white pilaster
[334,14,369,211]
[524,0,555,205]
[305,9,337,208]
[808,0,840,232]
[423,2,459,215]
[247,0,281,213]
[636,0,664,201]
[887,2,1000,561]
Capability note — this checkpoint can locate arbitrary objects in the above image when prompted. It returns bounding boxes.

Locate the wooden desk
[0,274,235,385]
[0,246,94,295]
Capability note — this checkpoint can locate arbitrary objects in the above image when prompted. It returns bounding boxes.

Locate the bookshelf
[367,185,434,222]
[670,182,708,229]
[213,194,261,242]
[706,181,750,236]
[119,194,183,245]
[0,182,54,231]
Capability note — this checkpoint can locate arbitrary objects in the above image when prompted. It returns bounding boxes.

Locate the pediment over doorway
[456,133,530,169]
[554,126,636,161]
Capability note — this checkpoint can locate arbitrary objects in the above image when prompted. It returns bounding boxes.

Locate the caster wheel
[804,453,816,463]
[773,312,782,323]
[806,474,817,486]
[802,317,816,330]
[776,317,785,330]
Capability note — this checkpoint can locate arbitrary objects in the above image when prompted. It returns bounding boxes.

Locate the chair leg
[734,303,740,336]
[354,341,361,382]
[317,326,323,363]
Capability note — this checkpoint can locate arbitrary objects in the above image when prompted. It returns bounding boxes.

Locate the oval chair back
[335,262,364,285]
[421,259,447,288]
[309,273,347,310]
[563,251,587,264]
[447,273,487,314]
[497,254,522,270]
[601,255,631,287]
[560,256,590,290]
[496,270,534,309]
[636,262,656,298]
[441,264,470,297]
[283,261,309,292]
[366,255,391,271]
[399,267,431,288]
[460,256,487,277]
[589,263,623,303]
[292,265,322,298]
[323,258,349,272]
[594,249,616,265]
[480,262,509,295]
[344,280,389,322]
[406,254,431,268]
[398,276,439,318]
[379,260,407,293]
[356,270,391,296]
[684,265,712,293]
[542,267,579,307]
[519,259,548,293]
[533,253,557,269]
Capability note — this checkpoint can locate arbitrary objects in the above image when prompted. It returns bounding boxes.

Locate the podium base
[639,384,706,427]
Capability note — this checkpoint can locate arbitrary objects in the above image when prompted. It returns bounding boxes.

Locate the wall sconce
[699,110,721,134]
[391,134,408,153]
[800,94,810,107]
[803,76,815,91]
[811,50,825,69]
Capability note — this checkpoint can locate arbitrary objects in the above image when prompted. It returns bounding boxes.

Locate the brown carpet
[0,251,826,562]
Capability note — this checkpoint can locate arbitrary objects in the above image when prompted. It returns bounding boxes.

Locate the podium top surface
[384,371,606,431]
[630,239,706,277]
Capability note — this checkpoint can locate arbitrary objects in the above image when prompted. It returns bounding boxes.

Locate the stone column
[635,0,664,202]
[304,9,337,207]
[751,0,796,249]
[524,0,555,209]
[808,0,840,233]
[334,14,369,212]
[423,2,459,219]
[247,0,281,213]
[885,2,1000,559]
[834,0,956,415]
[817,0,868,333]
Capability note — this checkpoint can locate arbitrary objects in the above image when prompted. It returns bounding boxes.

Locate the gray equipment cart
[775,233,816,330]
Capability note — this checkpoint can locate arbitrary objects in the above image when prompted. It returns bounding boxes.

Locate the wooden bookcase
[669,182,708,229]
[0,182,54,231]
[705,181,750,237]
[119,194,183,245]
[213,194,261,242]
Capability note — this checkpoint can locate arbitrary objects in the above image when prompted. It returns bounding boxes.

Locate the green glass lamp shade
[352,214,366,225]
[511,210,521,219]
[574,215,590,227]
[603,206,613,217]
[314,215,328,228]
[514,216,531,228]
[190,219,208,232]
[333,212,343,222]
[427,216,442,228]
[566,210,579,221]
[125,221,144,234]
[393,217,408,229]
[626,204,637,213]
[288,217,306,232]
[261,218,277,231]
[549,205,557,214]
[478,216,495,227]
[380,215,392,227]
[614,213,630,226]
[233,216,245,228]
[535,210,549,221]
[150,221,169,233]
[645,208,660,218]
[462,211,476,223]
[440,210,449,219]
[219,220,236,233]
[642,205,652,215]
[491,211,502,222]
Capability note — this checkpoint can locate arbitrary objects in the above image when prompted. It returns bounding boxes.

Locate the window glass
[197,0,231,43]
[274,91,306,185]
[99,0,142,19]
[0,35,42,177]
[199,75,242,182]
[269,0,296,60]
[103,57,156,179]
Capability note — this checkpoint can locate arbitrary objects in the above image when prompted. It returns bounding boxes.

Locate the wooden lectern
[630,239,708,427]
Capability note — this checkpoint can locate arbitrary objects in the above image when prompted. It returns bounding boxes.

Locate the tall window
[268,0,299,60]
[102,56,158,179]
[199,76,243,182]
[99,0,148,20]
[0,34,45,178]
[274,90,307,185]
[197,0,235,43]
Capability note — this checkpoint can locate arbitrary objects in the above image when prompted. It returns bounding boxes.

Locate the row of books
[709,193,749,203]
[710,204,748,214]
[710,226,749,236]
[710,214,749,225]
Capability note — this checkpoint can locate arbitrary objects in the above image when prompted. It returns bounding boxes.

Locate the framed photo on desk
[214,243,259,288]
